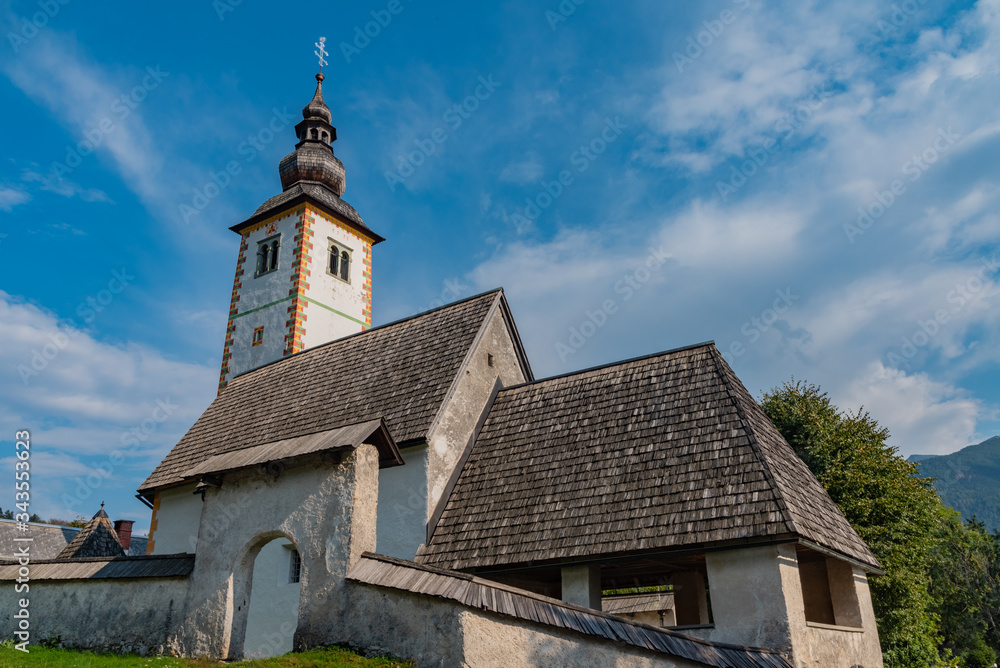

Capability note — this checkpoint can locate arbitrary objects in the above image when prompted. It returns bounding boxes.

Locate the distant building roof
[56,507,125,559]
[603,592,675,616]
[420,343,880,572]
[349,553,792,668]
[0,519,147,560]
[141,289,532,494]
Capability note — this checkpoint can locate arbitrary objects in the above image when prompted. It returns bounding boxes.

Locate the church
[2,71,884,668]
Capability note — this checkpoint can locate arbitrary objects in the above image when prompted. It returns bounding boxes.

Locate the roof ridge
[707,346,800,537]
[231,288,504,382]
[498,340,717,393]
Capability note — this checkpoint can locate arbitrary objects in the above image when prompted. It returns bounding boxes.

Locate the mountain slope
[912,436,1000,531]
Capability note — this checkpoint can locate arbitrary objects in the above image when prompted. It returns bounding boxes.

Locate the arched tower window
[328,239,352,283]
[310,128,318,140]
[255,235,281,278]
[256,246,268,275]
[329,244,339,275]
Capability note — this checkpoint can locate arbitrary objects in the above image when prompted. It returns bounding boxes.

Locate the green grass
[0,646,413,668]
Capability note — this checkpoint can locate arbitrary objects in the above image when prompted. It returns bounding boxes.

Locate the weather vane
[314,36,328,70]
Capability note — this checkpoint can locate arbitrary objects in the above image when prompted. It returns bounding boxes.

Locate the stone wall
[339,581,705,668]
[0,577,189,656]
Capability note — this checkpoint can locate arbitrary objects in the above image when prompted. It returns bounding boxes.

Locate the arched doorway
[237,534,303,659]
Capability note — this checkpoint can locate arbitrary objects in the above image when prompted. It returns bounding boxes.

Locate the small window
[255,235,280,277]
[309,128,318,139]
[252,326,263,347]
[288,549,301,584]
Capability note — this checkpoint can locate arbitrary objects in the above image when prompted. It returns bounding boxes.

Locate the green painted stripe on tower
[230,294,367,329]
[301,296,367,327]
[229,296,295,319]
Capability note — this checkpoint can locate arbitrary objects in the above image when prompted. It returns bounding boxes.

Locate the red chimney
[114,520,134,552]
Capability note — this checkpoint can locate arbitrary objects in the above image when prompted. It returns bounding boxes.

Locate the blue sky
[0,0,998,532]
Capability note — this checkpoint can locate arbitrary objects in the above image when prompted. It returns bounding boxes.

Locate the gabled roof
[56,508,125,560]
[140,289,531,493]
[349,553,792,668]
[419,342,880,572]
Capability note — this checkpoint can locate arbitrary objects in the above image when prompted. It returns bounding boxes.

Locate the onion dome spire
[278,72,346,196]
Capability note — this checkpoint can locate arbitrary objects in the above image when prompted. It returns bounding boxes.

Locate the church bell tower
[218,71,384,392]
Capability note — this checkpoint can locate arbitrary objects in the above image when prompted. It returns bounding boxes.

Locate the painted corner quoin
[285,207,313,357]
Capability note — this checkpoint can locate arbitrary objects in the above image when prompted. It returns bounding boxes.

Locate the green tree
[761,380,944,667]
[929,511,1000,665]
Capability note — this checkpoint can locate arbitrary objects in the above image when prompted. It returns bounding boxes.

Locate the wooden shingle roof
[419,343,880,572]
[141,290,520,493]
[56,508,125,559]
[349,553,792,668]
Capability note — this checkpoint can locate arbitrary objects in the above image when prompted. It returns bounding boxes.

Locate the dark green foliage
[915,437,1000,532]
[928,512,1000,667]
[0,507,14,520]
[761,380,944,668]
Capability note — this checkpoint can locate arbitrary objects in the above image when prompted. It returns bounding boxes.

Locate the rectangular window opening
[799,551,863,628]
[288,549,301,584]
[252,326,264,347]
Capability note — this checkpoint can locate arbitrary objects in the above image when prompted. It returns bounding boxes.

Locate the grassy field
[0,646,413,668]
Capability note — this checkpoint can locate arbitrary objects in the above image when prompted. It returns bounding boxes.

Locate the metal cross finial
[314,36,329,69]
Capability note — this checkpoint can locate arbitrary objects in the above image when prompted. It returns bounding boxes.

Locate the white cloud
[839,362,982,456]
[21,168,111,203]
[0,292,215,455]
[499,154,545,184]
[0,185,30,211]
